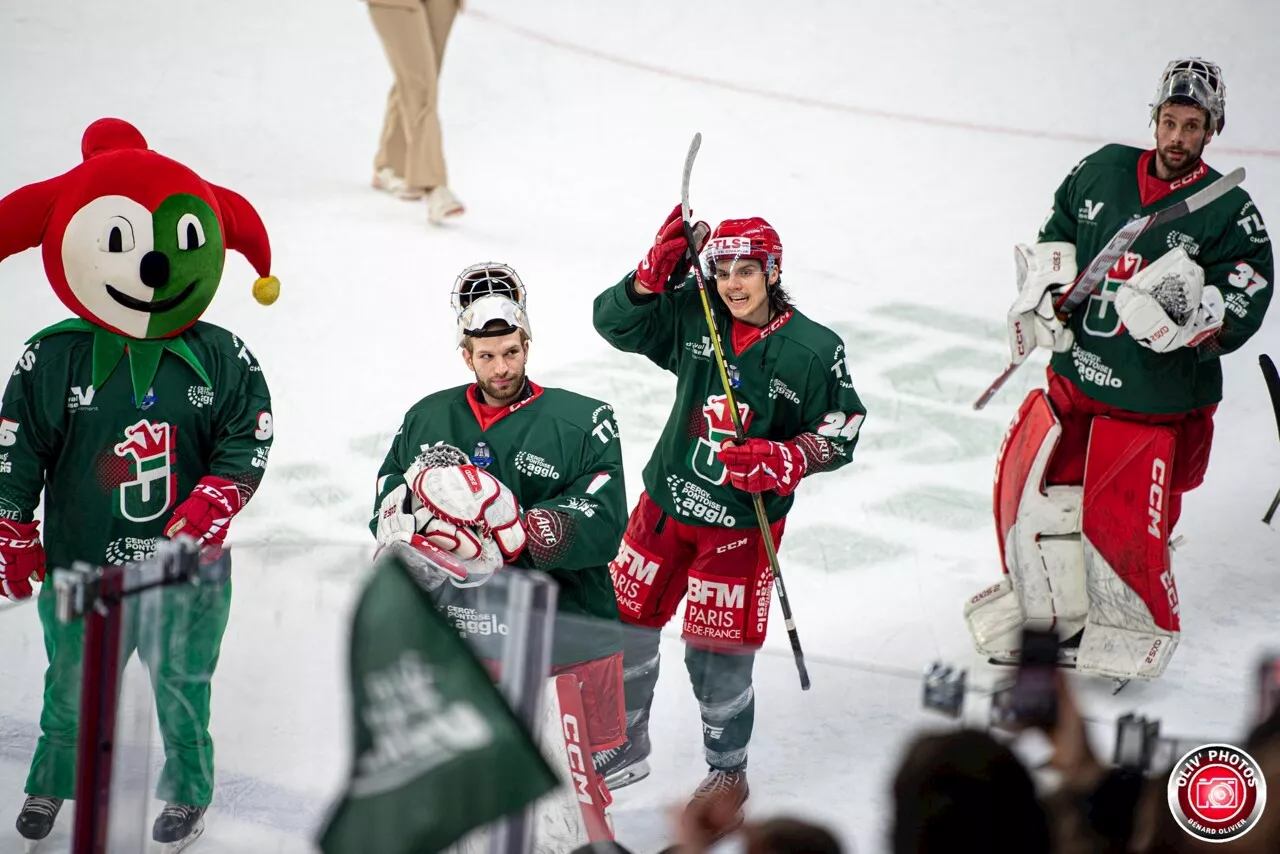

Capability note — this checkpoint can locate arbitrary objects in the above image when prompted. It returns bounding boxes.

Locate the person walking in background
[365,0,465,224]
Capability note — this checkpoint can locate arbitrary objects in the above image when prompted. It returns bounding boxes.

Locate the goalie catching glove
[1007,241,1077,364]
[1114,247,1224,353]
[409,463,527,560]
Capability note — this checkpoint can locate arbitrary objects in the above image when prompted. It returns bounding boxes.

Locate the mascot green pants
[26,579,232,806]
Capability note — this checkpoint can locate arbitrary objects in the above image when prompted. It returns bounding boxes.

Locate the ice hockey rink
[1,1,1278,851]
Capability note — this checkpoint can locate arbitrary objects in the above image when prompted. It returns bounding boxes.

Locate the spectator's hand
[1045,669,1106,792]
[668,790,743,853]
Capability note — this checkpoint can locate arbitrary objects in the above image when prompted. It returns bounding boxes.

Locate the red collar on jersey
[730,309,794,356]
[1137,150,1209,208]
[467,380,543,431]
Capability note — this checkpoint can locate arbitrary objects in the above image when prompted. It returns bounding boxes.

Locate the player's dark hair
[461,320,529,353]
[891,729,1051,854]
[769,278,795,315]
[746,817,843,854]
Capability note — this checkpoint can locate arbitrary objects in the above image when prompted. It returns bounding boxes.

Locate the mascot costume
[0,118,277,851]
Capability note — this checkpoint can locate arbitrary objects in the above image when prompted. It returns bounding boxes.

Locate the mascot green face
[138,194,227,337]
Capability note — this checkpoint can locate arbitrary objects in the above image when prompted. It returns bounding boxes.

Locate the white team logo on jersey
[1083,251,1142,338]
[113,420,177,523]
[688,395,751,485]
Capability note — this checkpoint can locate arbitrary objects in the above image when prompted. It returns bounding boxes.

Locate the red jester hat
[0,118,279,402]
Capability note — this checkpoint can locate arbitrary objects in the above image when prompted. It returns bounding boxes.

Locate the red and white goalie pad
[965,392,1182,680]
[444,675,614,853]
[965,390,1088,656]
[1076,417,1180,680]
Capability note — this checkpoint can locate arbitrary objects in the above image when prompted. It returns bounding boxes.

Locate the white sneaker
[372,168,425,201]
[426,185,465,224]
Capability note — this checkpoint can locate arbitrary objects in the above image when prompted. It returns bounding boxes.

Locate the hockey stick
[1261,354,1280,524]
[973,166,1247,410]
[679,132,811,691]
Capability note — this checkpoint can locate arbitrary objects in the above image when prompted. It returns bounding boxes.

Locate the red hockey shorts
[1043,368,1217,530]
[608,491,785,650]
[483,651,625,753]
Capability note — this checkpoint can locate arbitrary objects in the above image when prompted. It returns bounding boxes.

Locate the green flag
[318,552,560,854]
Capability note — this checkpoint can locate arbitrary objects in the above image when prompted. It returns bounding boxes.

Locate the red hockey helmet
[702,217,782,277]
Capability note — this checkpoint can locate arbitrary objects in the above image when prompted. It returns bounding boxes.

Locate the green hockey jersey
[1041,144,1273,413]
[371,381,626,665]
[0,320,273,573]
[592,272,866,527]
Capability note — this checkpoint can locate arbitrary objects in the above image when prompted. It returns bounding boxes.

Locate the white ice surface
[1,1,1279,852]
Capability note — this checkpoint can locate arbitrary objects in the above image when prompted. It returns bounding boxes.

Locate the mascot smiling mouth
[106,281,199,313]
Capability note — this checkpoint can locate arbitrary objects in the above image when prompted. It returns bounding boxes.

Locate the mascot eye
[100,217,135,253]
[177,213,206,250]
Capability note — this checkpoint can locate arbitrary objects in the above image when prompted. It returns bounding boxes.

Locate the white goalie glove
[399,443,527,589]
[1114,247,1224,353]
[1007,241,1077,364]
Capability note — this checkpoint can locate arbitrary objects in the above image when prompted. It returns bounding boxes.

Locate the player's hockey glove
[717,437,807,496]
[0,520,45,600]
[1115,247,1224,353]
[409,464,528,563]
[164,476,243,560]
[1007,242,1077,364]
[635,204,709,294]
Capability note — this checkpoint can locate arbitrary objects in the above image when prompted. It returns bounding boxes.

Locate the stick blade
[681,132,701,223]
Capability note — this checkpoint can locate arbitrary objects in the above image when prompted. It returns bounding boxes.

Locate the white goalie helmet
[451,262,532,346]
[1150,57,1226,135]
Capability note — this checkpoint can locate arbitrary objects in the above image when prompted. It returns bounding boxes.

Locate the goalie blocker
[965,388,1187,681]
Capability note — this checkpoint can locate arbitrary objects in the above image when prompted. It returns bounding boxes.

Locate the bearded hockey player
[965,58,1273,682]
[370,263,628,844]
[0,118,278,851]
[591,211,867,825]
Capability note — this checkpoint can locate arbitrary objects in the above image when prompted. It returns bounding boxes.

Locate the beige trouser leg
[368,0,458,190]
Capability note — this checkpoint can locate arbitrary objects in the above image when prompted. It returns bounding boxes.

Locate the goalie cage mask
[451,261,527,313]
[1150,57,1226,135]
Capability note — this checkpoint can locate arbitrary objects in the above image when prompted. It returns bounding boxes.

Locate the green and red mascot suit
[0,118,277,843]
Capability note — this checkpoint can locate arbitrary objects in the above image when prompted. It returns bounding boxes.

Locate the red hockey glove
[0,520,45,600]
[164,476,244,559]
[717,438,807,496]
[635,204,709,294]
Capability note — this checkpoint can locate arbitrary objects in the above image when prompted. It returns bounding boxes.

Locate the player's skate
[152,804,206,853]
[16,795,62,852]
[594,723,651,791]
[688,765,749,840]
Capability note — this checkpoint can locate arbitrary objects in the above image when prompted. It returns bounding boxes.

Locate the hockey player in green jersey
[371,263,629,839]
[965,58,1273,683]
[592,211,867,824]
[0,118,279,849]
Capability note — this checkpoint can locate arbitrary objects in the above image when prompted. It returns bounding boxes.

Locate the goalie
[966,57,1273,682]
[369,263,628,843]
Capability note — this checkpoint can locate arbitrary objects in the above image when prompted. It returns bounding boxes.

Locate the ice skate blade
[156,817,204,853]
[24,840,42,854]
[602,759,650,791]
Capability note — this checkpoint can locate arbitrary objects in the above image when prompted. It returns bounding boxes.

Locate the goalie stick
[679,132,811,690]
[973,166,1247,410]
[1261,354,1280,524]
